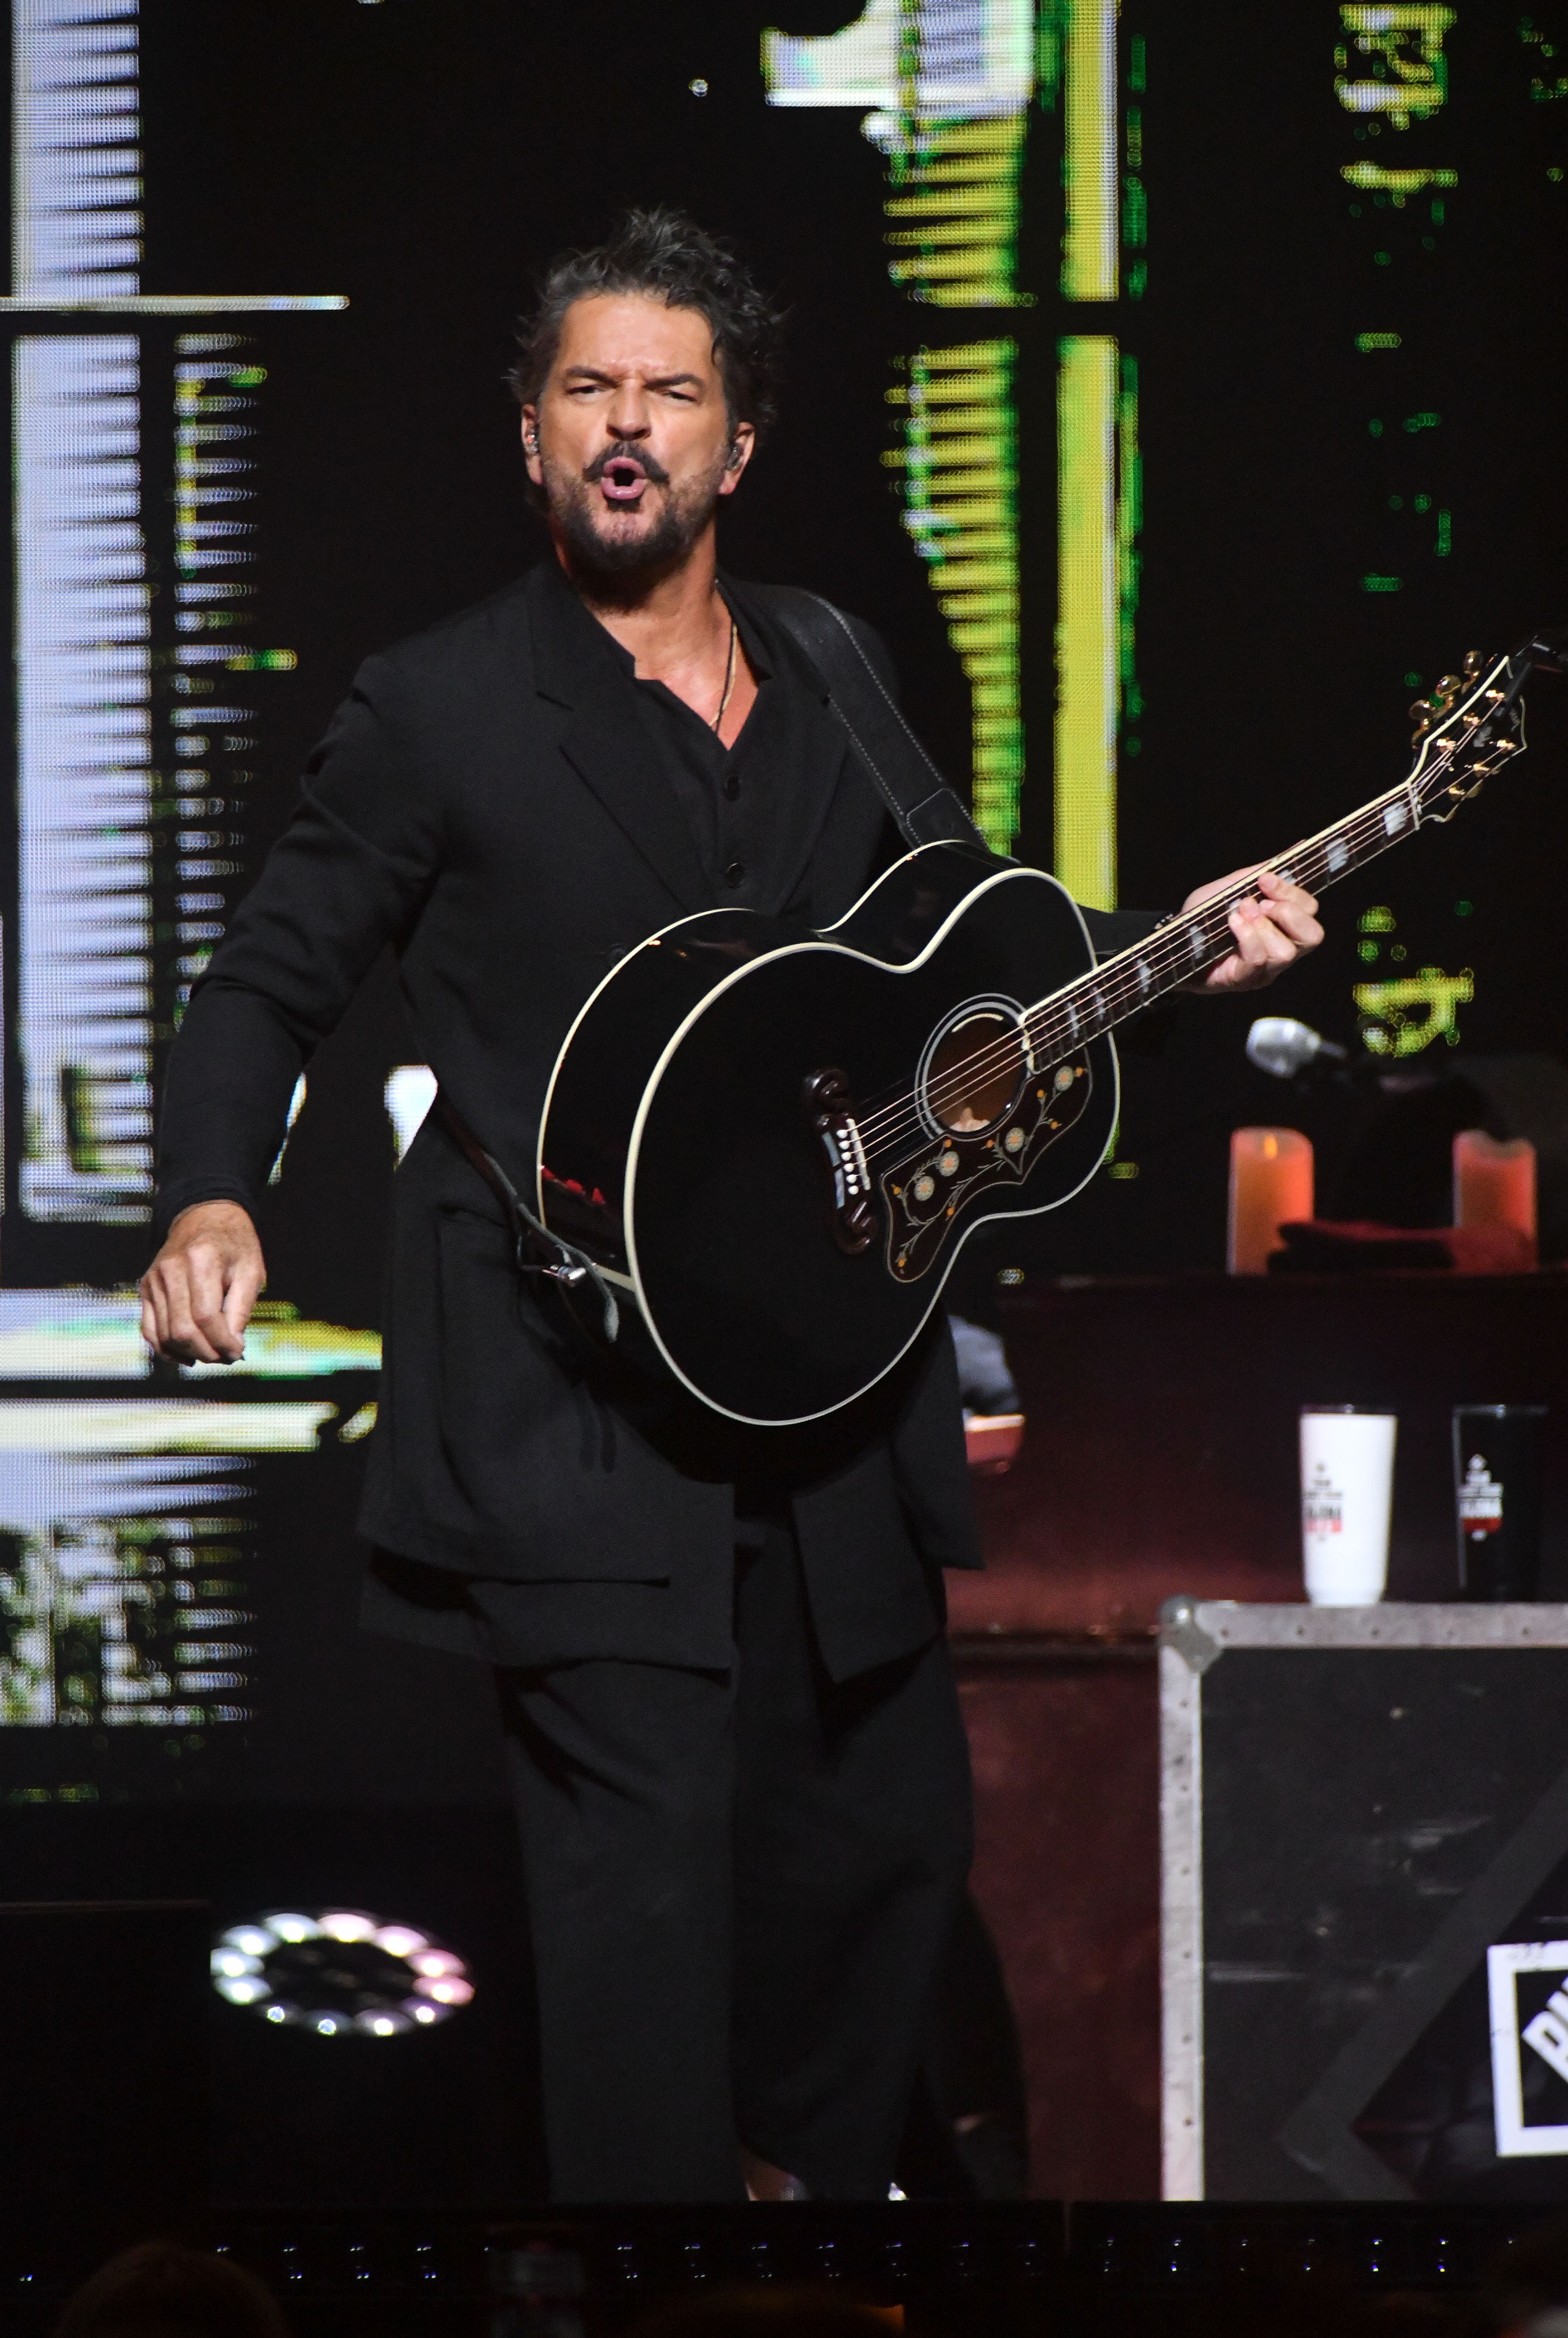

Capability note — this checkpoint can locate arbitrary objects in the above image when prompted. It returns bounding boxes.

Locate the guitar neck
[1025,777,1421,1065]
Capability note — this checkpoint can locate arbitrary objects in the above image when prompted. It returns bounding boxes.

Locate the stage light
[214,1974,269,2005]
[318,1910,377,1943]
[211,1947,262,1978]
[267,1912,321,1943]
[210,1907,475,2037]
[358,2010,413,2037]
[221,1924,274,1957]
[373,1924,428,1956]
[408,1948,463,1977]
[417,1975,474,2006]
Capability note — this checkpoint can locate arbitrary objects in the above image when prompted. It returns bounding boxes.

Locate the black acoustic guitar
[537,630,1563,1426]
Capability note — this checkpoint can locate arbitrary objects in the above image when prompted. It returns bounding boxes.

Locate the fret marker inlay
[1327,839,1348,873]
[1384,802,1406,835]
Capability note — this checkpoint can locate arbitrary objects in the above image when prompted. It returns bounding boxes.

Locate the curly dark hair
[508,206,786,443]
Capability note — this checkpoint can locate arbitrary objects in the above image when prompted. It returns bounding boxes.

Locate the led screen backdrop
[2,0,1567,1803]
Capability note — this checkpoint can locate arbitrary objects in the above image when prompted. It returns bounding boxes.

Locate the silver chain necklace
[712,615,739,735]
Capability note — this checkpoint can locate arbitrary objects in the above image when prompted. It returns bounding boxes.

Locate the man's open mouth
[599,456,650,505]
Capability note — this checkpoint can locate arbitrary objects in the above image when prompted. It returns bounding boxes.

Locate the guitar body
[538,844,1118,1425]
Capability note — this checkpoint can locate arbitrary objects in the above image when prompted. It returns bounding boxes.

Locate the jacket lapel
[525,562,710,914]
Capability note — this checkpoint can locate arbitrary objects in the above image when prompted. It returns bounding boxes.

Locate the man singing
[140,209,1321,2201]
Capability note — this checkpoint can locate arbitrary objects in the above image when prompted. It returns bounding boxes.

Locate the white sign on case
[1488,1941,1568,2156]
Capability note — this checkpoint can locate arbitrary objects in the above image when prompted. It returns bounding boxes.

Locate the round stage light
[318,1910,377,1944]
[372,1923,427,1957]
[211,1907,474,2037]
[267,1912,320,1943]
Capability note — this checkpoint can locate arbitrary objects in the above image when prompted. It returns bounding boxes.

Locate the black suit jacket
[156,560,1158,1680]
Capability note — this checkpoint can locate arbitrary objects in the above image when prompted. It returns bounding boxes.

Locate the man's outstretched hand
[1182,867,1323,995]
[139,1201,265,1364]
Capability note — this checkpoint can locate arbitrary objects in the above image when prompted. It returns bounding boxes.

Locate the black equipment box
[1161,1600,1568,2200]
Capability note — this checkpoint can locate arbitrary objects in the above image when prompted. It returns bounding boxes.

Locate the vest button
[723,860,745,887]
[722,773,741,800]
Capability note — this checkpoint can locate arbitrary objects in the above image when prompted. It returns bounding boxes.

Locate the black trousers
[496,1520,974,2202]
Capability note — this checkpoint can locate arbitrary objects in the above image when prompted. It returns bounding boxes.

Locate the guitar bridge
[803,1067,876,1255]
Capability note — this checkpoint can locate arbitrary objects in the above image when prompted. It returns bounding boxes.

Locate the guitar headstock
[1407,626,1567,825]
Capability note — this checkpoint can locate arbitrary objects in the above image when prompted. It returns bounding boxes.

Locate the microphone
[1246,1016,1350,1081]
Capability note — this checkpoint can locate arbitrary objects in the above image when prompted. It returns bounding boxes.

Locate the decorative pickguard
[878,1055,1094,1283]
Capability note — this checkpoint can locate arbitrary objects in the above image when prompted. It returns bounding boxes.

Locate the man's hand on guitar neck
[1180,867,1323,995]
[139,1200,266,1365]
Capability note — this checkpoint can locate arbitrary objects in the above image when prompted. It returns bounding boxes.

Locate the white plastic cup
[1299,1406,1398,1605]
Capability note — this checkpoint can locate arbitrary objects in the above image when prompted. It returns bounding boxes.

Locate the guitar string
[854,694,1511,1164]
[844,654,1514,1163]
[848,835,1360,1164]
[847,763,1463,1168]
[845,659,1517,1161]
[849,784,1424,1147]
[848,798,1399,1158]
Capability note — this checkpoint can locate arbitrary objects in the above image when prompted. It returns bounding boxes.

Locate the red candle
[1453,1128,1537,1263]
[1228,1126,1314,1275]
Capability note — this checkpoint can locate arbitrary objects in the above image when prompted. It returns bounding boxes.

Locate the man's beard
[542,442,727,596]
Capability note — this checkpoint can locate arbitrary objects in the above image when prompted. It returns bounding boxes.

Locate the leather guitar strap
[757,585,996,857]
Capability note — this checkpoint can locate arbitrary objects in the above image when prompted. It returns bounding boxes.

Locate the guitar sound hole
[926,1013,1024,1133]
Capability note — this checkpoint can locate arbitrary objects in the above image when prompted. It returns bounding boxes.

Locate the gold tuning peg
[1410,676,1460,739]
[1461,649,1484,680]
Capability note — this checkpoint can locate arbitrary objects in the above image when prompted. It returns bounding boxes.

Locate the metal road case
[1160,1599,1568,2201]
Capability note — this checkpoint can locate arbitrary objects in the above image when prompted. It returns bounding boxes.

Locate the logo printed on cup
[1452,1405,1547,1600]
[1303,1462,1344,1542]
[1458,1454,1504,1540]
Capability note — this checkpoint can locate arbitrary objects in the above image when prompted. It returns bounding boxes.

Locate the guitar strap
[754,585,996,857]
[436,1093,622,1345]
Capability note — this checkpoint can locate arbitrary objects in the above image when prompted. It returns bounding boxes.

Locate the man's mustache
[584,441,671,488]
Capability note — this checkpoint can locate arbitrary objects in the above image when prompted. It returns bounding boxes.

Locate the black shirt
[612,597,777,902]
[557,570,874,919]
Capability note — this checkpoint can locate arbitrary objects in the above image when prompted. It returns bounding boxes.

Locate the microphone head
[1247,1016,1326,1080]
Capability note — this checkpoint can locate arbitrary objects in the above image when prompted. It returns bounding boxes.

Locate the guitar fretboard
[1024,778,1423,1068]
